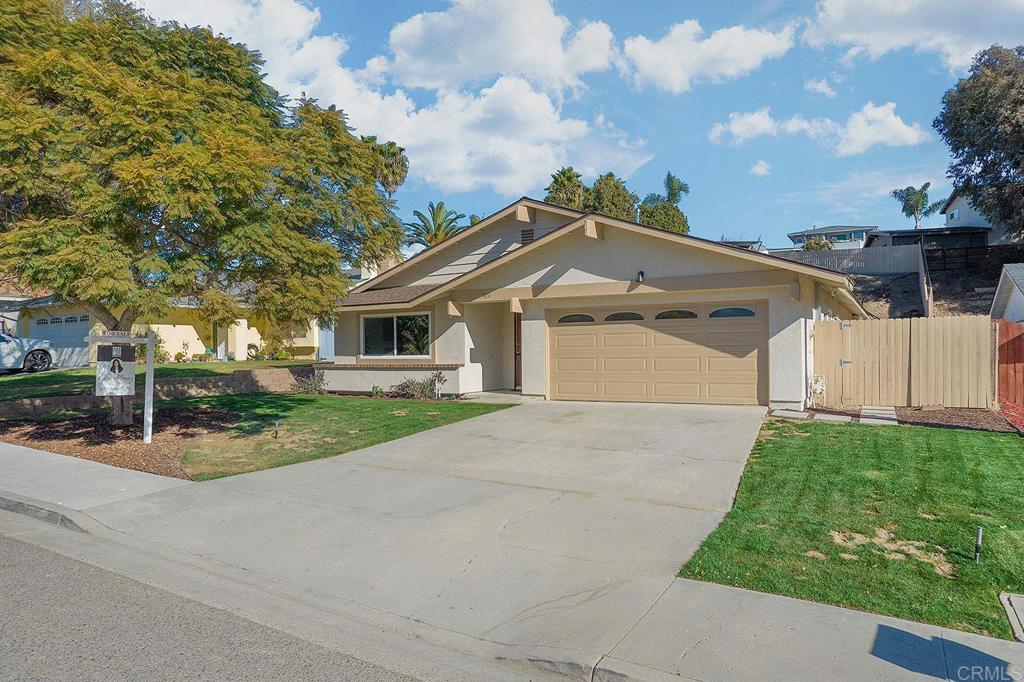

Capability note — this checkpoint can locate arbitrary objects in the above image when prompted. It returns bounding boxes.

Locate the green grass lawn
[0,360,314,401]
[682,417,1024,639]
[169,393,512,481]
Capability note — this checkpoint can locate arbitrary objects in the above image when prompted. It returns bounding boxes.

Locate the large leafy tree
[588,172,639,222]
[890,182,945,230]
[803,236,833,251]
[544,166,589,210]
[362,135,408,199]
[0,0,402,422]
[934,46,1024,240]
[638,171,690,234]
[404,201,466,247]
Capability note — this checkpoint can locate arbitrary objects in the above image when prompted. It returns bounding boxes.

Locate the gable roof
[991,263,1024,319]
[342,201,865,316]
[348,197,583,295]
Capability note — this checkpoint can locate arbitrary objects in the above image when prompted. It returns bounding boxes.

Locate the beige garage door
[549,302,767,405]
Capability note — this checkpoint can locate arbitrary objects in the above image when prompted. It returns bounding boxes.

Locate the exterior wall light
[636,270,645,283]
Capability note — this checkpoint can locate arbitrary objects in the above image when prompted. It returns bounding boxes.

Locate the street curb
[0,490,93,533]
[1001,593,1024,643]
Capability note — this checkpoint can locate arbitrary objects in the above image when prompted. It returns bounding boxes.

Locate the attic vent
[520,228,535,245]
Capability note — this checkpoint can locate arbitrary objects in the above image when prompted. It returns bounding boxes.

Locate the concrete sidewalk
[0,441,189,526]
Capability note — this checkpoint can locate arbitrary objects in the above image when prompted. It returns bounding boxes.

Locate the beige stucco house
[7,295,319,367]
[322,198,866,409]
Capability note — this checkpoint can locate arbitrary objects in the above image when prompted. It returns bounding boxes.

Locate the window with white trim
[361,313,431,357]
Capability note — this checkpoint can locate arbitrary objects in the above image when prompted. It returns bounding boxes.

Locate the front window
[362,313,430,357]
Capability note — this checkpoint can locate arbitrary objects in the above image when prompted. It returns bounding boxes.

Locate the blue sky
[136,0,1024,248]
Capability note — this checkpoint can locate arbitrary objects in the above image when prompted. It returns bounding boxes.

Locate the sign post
[86,330,156,444]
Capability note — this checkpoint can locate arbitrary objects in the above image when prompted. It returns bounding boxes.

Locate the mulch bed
[895,407,1017,433]
[1000,402,1024,434]
[0,408,239,479]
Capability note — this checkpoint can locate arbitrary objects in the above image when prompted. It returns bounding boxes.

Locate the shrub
[295,370,327,395]
[370,385,385,398]
[270,349,293,360]
[173,351,187,363]
[386,372,448,400]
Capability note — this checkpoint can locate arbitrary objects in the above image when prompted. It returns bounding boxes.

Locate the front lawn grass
[170,394,512,481]
[0,360,313,401]
[682,417,1024,639]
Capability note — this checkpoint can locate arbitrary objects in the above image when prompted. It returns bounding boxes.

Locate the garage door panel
[603,356,647,372]
[706,356,758,372]
[602,332,647,348]
[550,303,766,405]
[603,381,648,398]
[652,356,701,372]
[556,334,598,349]
[651,331,704,347]
[556,357,598,372]
[651,382,702,398]
[555,381,599,397]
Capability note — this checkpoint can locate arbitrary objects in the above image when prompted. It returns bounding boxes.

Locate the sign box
[95,343,136,397]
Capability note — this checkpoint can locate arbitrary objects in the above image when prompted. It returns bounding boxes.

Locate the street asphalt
[0,534,418,682]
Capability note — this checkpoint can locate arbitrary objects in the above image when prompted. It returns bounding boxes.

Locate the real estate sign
[95,343,136,397]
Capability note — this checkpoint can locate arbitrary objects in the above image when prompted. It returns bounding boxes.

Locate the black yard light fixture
[636,270,645,283]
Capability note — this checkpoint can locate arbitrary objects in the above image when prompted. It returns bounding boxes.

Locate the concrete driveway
[81,401,766,669]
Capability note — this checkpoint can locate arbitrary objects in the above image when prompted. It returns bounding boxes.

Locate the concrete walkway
[2,404,1022,681]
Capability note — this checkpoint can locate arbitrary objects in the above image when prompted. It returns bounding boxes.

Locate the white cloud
[804,77,836,98]
[804,0,1024,71]
[622,20,795,93]
[708,102,926,156]
[135,0,649,195]
[749,160,771,176]
[386,0,615,91]
[835,102,928,156]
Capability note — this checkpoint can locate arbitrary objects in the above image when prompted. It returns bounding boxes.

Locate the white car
[0,333,54,372]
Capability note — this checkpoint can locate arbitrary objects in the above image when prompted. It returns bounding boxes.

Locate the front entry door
[514,313,522,390]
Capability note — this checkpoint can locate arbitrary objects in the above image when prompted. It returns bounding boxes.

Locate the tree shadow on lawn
[0,407,240,446]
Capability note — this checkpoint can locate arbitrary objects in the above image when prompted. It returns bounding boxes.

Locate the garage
[548,302,768,405]
[30,311,92,367]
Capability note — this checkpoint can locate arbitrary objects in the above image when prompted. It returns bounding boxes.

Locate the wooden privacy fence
[813,317,993,408]
[996,319,1024,405]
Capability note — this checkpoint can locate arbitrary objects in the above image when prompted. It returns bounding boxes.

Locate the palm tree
[545,166,588,210]
[362,136,409,198]
[404,201,466,248]
[890,182,946,230]
[642,171,690,207]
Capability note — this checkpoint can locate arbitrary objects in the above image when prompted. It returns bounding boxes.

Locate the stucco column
[520,301,547,397]
[227,319,248,361]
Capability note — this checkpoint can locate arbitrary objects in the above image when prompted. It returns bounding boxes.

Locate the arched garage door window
[709,307,755,318]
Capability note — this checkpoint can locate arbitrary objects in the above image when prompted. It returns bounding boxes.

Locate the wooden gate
[813,317,993,408]
[996,319,1024,405]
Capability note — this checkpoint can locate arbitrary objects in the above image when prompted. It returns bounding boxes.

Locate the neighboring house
[3,295,320,368]
[323,197,867,410]
[864,226,992,249]
[785,225,875,250]
[0,279,36,335]
[990,264,1024,322]
[939,190,1012,245]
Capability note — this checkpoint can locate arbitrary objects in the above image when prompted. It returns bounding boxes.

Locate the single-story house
[323,198,868,409]
[4,295,320,367]
[990,263,1024,323]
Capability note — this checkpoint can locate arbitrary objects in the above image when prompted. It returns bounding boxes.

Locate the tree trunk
[110,395,135,426]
